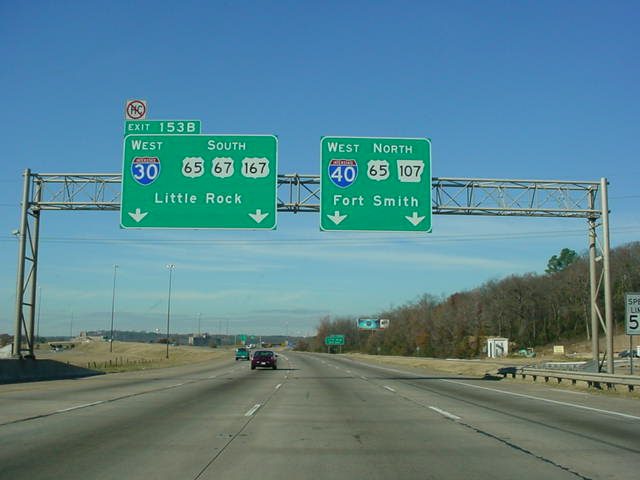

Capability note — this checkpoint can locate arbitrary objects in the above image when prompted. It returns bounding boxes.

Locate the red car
[251,350,277,370]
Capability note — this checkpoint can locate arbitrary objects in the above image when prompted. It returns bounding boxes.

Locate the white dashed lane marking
[244,404,261,417]
[429,406,461,421]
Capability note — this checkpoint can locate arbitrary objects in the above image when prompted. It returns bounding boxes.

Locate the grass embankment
[345,353,532,378]
[346,334,640,397]
[36,341,231,373]
[347,333,638,377]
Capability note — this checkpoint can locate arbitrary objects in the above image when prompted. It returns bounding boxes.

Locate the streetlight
[166,264,175,359]
[109,264,119,353]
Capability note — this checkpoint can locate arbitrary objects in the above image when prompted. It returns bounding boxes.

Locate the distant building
[487,338,509,358]
[74,331,106,343]
[189,334,210,347]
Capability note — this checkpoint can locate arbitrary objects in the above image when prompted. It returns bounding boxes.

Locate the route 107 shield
[328,159,358,188]
[131,157,161,185]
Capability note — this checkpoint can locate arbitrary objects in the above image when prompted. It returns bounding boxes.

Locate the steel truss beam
[27,173,602,218]
[12,171,614,373]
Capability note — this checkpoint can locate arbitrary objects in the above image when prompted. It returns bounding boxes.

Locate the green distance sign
[325,335,345,345]
[320,136,432,232]
[124,120,201,135]
[120,134,277,229]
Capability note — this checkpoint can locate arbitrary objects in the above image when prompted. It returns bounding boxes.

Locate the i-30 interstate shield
[131,157,161,186]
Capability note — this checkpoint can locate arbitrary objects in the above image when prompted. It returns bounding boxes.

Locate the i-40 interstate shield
[320,136,432,232]
[120,134,277,229]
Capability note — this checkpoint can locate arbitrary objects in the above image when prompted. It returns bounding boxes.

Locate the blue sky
[1,0,638,337]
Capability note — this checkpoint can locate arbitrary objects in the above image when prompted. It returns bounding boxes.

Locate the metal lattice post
[600,178,615,374]
[25,177,43,357]
[13,169,31,357]
[588,198,600,370]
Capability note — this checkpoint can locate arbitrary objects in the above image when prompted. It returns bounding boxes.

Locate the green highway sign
[320,136,432,232]
[325,334,345,346]
[357,318,390,330]
[357,318,381,330]
[125,120,201,135]
[120,134,277,229]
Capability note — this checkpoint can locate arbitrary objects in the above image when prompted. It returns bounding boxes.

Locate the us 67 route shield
[120,134,277,229]
[320,136,432,232]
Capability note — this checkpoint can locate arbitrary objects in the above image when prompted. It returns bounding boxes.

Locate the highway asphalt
[0,352,638,479]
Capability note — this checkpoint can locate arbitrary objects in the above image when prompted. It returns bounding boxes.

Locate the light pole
[110,264,118,353]
[166,264,175,359]
[197,312,201,336]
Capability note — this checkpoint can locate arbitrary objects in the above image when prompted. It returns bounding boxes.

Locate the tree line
[305,242,640,358]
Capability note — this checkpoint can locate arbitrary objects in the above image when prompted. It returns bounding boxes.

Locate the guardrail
[499,367,640,392]
[537,361,589,371]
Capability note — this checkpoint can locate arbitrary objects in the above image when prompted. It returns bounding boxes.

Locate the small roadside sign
[125,99,147,120]
[625,293,640,335]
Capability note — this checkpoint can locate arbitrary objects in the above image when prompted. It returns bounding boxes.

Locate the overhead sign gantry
[10,100,616,375]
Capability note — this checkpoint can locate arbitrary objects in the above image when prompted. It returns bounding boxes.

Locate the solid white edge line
[383,385,396,392]
[245,404,261,417]
[56,400,104,413]
[429,406,461,421]
[441,379,640,421]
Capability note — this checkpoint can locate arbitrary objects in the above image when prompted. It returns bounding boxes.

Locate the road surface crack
[457,419,593,480]
[192,374,288,479]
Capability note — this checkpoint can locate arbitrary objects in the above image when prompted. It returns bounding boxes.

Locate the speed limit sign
[625,293,640,335]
